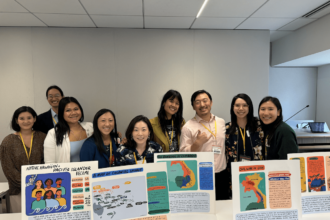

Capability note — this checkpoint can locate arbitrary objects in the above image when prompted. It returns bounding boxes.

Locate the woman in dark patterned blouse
[116,115,163,165]
[0,106,46,213]
[225,94,264,198]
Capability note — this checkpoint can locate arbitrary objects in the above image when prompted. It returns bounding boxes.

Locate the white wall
[269,67,317,121]
[316,64,330,125]
[0,28,270,141]
[271,13,330,66]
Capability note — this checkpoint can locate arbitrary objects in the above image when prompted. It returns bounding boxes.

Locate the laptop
[308,122,330,133]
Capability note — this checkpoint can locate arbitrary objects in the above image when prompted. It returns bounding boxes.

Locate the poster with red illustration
[307,156,326,192]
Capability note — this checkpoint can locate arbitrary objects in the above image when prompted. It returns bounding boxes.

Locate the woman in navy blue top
[80,109,120,168]
[116,115,163,165]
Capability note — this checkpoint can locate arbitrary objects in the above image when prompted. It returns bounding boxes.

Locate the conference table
[1,200,329,219]
[294,128,330,151]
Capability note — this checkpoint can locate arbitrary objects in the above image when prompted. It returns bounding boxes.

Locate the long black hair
[11,106,38,131]
[125,115,154,150]
[44,190,55,200]
[55,97,84,146]
[157,90,184,136]
[32,180,45,190]
[91,109,119,154]
[228,94,257,134]
[258,96,283,142]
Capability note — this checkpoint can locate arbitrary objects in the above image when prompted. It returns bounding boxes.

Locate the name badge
[212,146,221,154]
[136,160,146,164]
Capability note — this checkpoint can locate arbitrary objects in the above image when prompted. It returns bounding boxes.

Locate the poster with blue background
[25,172,71,216]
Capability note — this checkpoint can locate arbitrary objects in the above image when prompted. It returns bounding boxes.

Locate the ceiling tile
[270,30,293,42]
[16,0,86,14]
[252,0,329,18]
[192,17,245,29]
[201,0,267,17]
[278,18,316,31]
[144,0,204,16]
[0,13,46,26]
[237,18,295,30]
[309,6,330,18]
[80,0,142,16]
[91,15,143,28]
[35,14,95,27]
[0,0,28,12]
[145,16,194,28]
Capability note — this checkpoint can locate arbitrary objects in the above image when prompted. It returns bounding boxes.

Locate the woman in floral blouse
[225,94,264,197]
[116,115,163,165]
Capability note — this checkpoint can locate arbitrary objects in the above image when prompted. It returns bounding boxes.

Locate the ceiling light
[196,0,209,18]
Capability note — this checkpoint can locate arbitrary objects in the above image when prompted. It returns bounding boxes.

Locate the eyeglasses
[234,104,249,108]
[48,94,61,99]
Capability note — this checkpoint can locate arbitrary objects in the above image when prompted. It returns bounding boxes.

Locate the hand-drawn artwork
[25,172,71,216]
[45,178,58,194]
[56,178,66,195]
[92,176,148,220]
[160,160,198,191]
[26,174,37,187]
[307,156,326,192]
[239,172,266,211]
[268,171,292,209]
[146,172,170,215]
[31,180,46,198]
[290,157,306,193]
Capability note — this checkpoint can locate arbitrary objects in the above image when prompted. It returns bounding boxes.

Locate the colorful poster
[92,176,148,220]
[146,172,170,215]
[199,162,213,190]
[162,160,198,192]
[268,171,292,209]
[21,161,98,220]
[307,156,326,192]
[25,172,71,215]
[290,157,306,193]
[239,172,266,211]
[326,156,330,191]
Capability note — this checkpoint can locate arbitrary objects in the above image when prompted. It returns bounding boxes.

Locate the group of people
[0,85,299,213]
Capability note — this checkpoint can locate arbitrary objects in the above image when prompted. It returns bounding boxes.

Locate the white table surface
[1,200,329,219]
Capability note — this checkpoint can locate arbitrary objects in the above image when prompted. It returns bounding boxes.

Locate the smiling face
[36,180,42,188]
[132,121,150,147]
[163,97,180,119]
[259,101,280,125]
[16,112,36,131]
[234,98,249,120]
[63,102,82,124]
[97,112,115,137]
[47,88,63,108]
[193,93,213,118]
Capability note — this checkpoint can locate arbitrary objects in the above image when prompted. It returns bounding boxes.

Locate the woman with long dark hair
[116,115,163,165]
[44,97,93,163]
[0,106,46,212]
[80,109,120,168]
[31,180,45,198]
[225,94,264,198]
[150,90,185,152]
[258,96,298,159]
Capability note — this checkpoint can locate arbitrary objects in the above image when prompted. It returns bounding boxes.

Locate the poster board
[288,152,330,215]
[21,161,98,220]
[90,163,171,220]
[154,152,216,214]
[231,160,302,220]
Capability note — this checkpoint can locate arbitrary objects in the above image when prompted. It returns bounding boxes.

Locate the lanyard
[19,132,34,161]
[165,120,174,146]
[265,135,269,158]
[133,152,145,164]
[196,117,217,139]
[109,139,113,167]
[239,127,246,155]
[52,116,57,125]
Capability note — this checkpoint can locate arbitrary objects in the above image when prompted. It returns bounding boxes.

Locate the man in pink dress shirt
[180,90,229,200]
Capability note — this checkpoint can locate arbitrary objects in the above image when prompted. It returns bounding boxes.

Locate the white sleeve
[44,129,57,164]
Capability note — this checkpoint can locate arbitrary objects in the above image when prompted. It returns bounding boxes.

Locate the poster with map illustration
[239,172,266,211]
[288,152,330,215]
[232,160,302,220]
[154,152,216,214]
